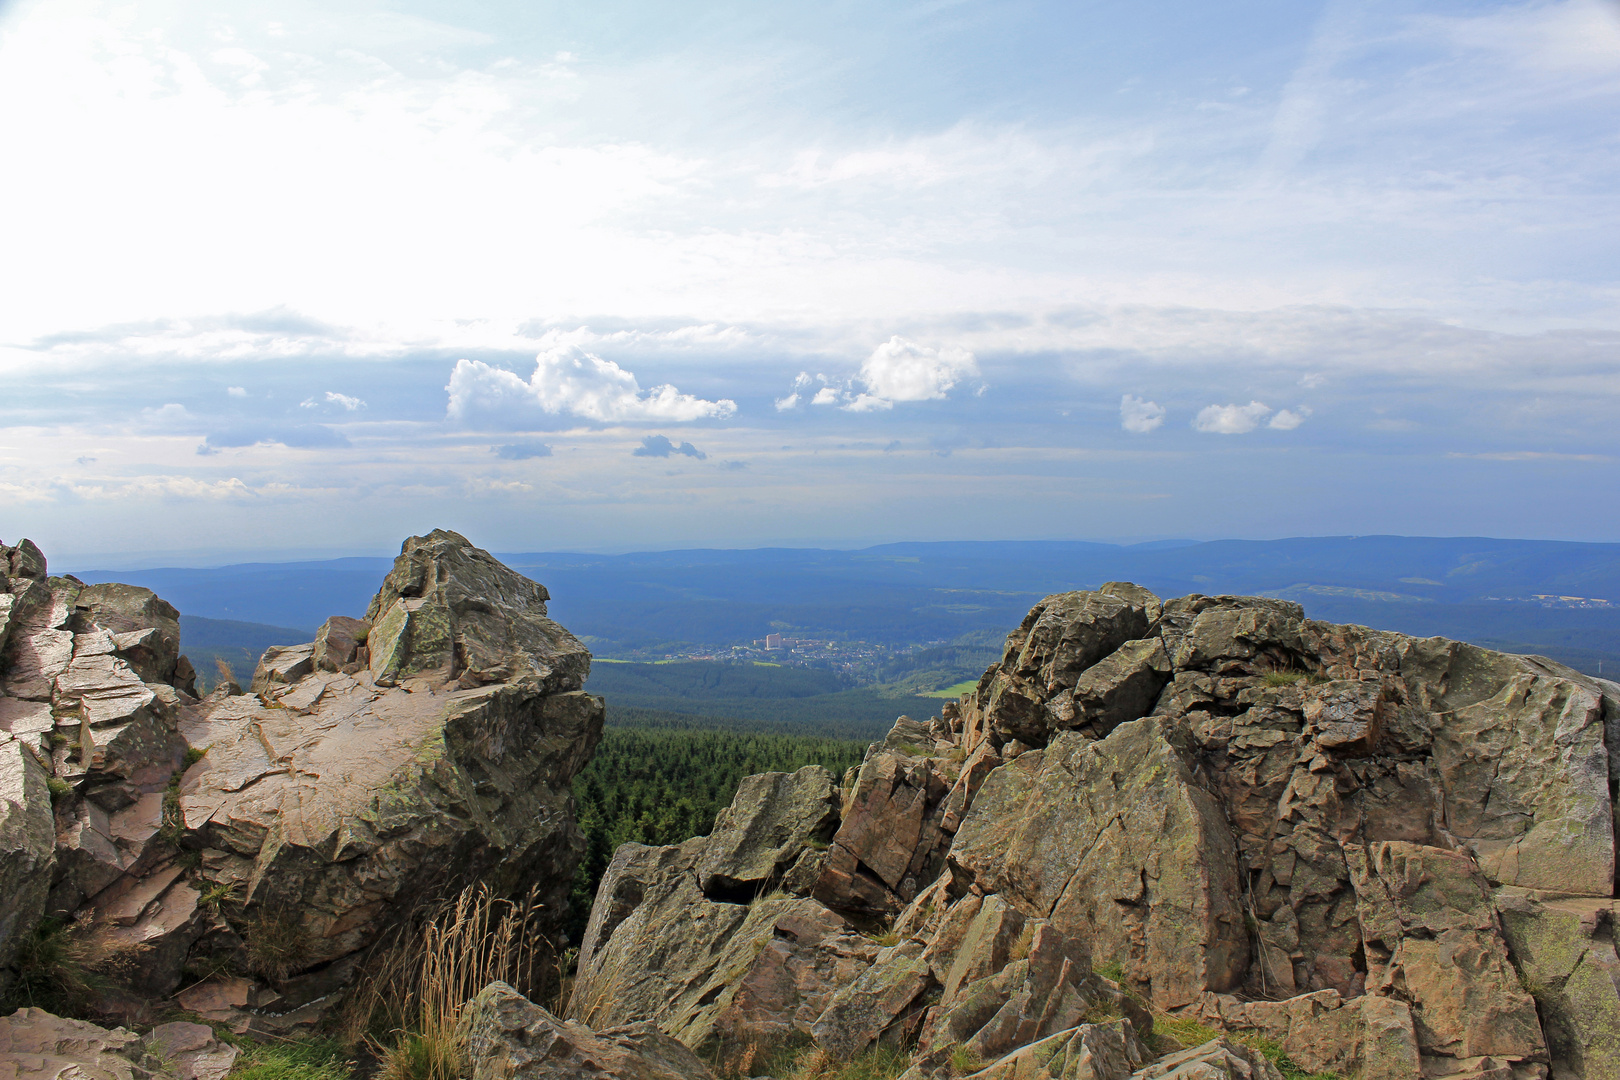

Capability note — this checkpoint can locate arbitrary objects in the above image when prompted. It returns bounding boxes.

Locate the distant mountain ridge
[65,534,1620,677]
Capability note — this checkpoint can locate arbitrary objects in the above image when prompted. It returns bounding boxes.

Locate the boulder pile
[544,583,1620,1080]
[0,530,603,1034]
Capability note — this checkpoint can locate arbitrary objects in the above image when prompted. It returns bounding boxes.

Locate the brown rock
[810,939,936,1059]
[467,982,718,1080]
[1130,1038,1286,1080]
[813,751,953,915]
[1348,842,1545,1073]
[312,616,369,672]
[971,1019,1147,1080]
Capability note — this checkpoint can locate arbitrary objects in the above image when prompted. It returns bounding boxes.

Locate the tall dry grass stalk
[353,884,550,1080]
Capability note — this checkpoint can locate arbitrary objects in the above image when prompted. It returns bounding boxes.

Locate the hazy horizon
[4,0,1618,554]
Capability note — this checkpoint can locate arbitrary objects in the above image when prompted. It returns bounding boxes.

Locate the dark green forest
[564,724,869,942]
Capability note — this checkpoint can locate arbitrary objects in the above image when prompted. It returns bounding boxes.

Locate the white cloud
[852,337,977,408]
[775,372,812,411]
[811,386,842,406]
[1193,401,1272,434]
[227,386,248,397]
[302,391,365,411]
[445,343,736,425]
[843,393,894,413]
[1120,394,1165,433]
[1269,407,1312,430]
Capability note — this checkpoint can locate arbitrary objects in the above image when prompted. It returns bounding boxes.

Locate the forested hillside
[565,726,869,941]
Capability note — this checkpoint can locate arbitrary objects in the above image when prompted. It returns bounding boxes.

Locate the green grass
[226,1037,354,1080]
[921,679,978,699]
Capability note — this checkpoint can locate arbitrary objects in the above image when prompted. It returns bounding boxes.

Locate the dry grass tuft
[346,883,551,1080]
[243,910,314,983]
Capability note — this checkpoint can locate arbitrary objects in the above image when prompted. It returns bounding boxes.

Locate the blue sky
[2,0,1618,562]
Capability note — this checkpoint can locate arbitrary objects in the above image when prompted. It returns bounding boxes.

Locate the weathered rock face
[572,582,1620,1080]
[0,531,604,1030]
[945,586,1620,1079]
[466,982,717,1080]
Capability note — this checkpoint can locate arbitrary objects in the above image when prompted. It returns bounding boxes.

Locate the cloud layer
[447,344,737,426]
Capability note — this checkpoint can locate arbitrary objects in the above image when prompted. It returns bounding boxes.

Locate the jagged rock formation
[0,531,603,1033]
[562,583,1620,1080]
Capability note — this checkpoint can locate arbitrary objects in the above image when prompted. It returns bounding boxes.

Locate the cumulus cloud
[493,441,553,459]
[446,344,736,426]
[853,337,977,408]
[632,434,707,459]
[1120,394,1165,433]
[1193,401,1272,434]
[795,339,978,412]
[227,386,248,398]
[1269,407,1312,430]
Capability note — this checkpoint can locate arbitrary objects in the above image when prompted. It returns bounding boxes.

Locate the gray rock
[364,529,590,690]
[697,765,840,898]
[1494,889,1620,1080]
[72,582,183,688]
[572,822,876,1055]
[810,939,936,1059]
[972,1019,1147,1080]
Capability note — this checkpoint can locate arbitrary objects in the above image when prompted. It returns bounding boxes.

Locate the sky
[2,0,1618,563]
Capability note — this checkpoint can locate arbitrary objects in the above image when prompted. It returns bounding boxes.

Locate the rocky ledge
[543,583,1619,1080]
[0,530,603,1032]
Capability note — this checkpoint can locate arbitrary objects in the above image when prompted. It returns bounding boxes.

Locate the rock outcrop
[0,531,603,1032]
[570,582,1620,1080]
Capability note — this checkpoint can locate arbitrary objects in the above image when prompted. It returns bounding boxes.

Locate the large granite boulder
[812,749,956,917]
[0,532,605,1024]
[466,982,716,1080]
[171,531,602,994]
